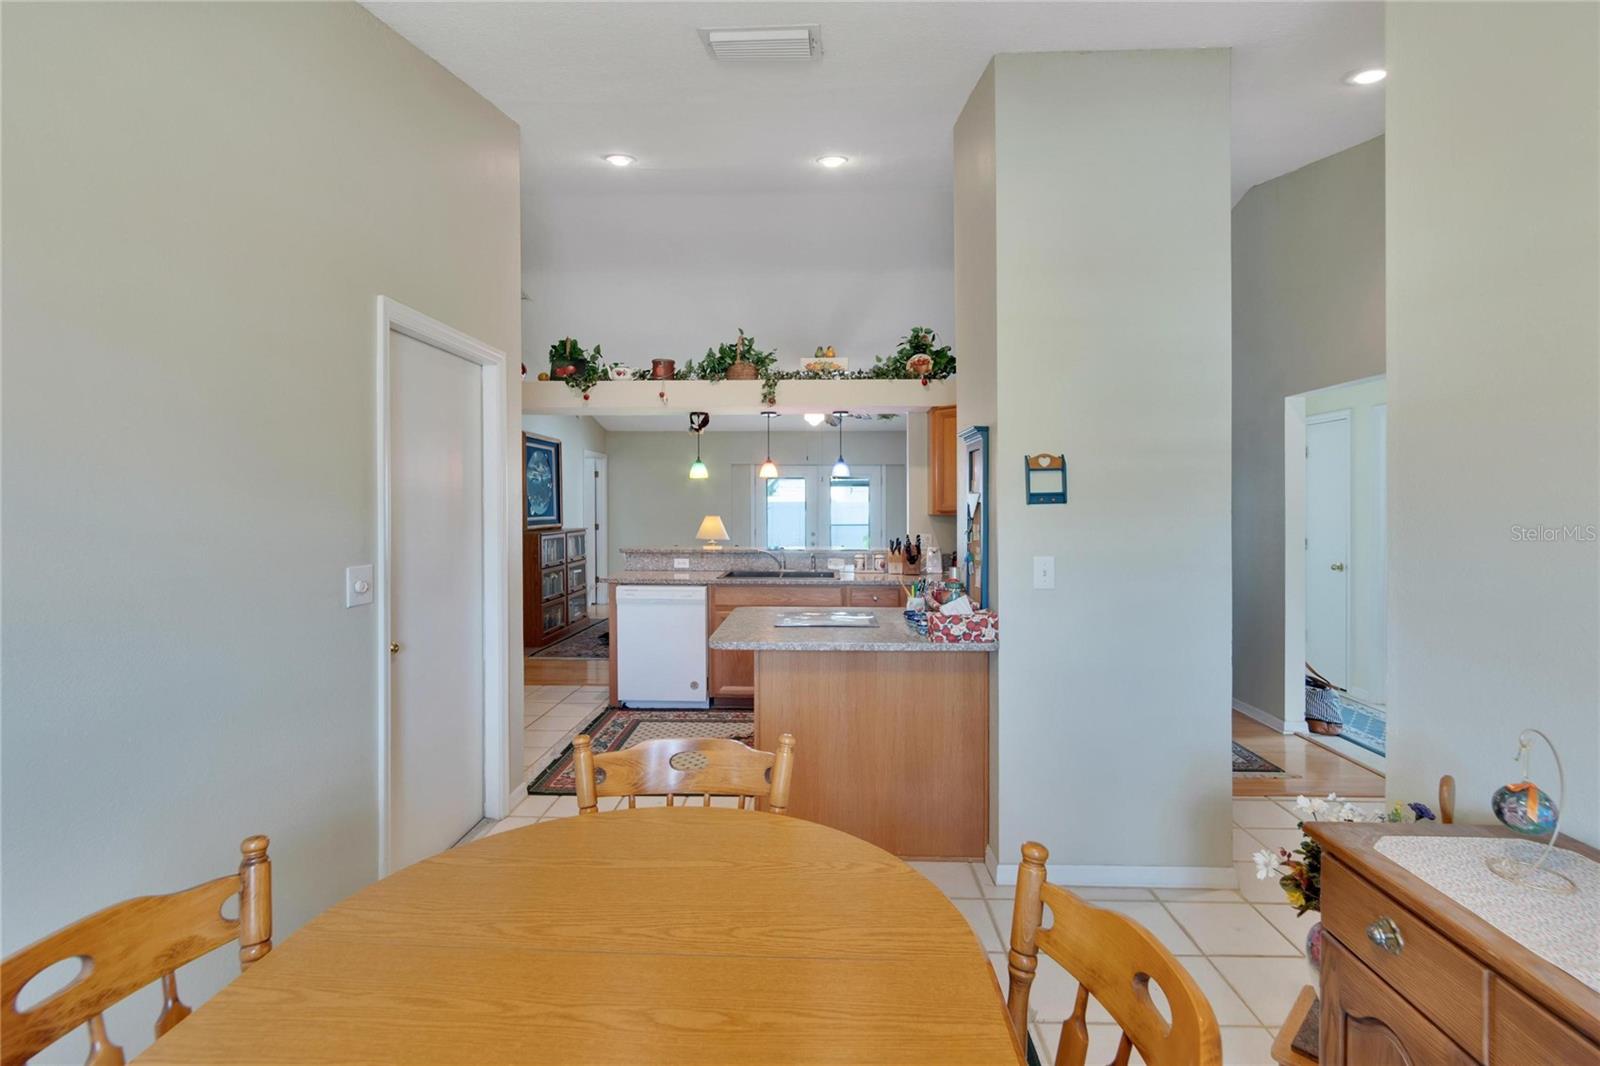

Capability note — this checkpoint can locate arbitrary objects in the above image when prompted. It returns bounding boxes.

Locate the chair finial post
[573,735,599,814]
[1005,842,1049,1048]
[768,733,796,814]
[238,835,272,967]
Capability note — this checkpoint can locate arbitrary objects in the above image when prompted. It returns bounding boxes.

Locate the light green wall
[1386,2,1598,841]
[522,414,608,537]
[1306,377,1388,704]
[1232,138,1386,726]
[1,4,521,1058]
[959,49,1233,883]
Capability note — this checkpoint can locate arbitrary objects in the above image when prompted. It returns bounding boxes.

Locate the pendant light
[830,411,850,479]
[758,411,780,479]
[688,411,710,480]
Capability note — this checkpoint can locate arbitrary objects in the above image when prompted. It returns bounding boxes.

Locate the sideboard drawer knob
[1367,915,1405,955]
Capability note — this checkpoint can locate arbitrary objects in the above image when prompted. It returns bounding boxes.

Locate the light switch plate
[1032,555,1056,590]
[673,557,691,569]
[346,564,374,607]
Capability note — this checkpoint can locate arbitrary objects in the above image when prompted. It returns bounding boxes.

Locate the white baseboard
[1233,698,1293,734]
[984,846,1235,890]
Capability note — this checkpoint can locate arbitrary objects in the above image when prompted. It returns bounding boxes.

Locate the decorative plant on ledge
[874,327,956,382]
[544,325,957,406]
[694,329,777,381]
[546,338,615,397]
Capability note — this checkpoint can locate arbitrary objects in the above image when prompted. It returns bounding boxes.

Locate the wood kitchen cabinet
[708,585,849,702]
[928,405,958,516]
[1307,822,1600,1066]
[844,585,908,608]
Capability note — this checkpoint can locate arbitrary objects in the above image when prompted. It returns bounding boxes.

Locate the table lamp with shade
[696,515,731,550]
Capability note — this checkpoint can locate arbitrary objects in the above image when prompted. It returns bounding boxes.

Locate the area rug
[1331,697,1387,757]
[1232,741,1286,777]
[528,707,754,794]
[529,619,608,660]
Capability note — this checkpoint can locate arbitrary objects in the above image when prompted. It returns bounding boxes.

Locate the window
[753,466,886,550]
[763,476,809,549]
[828,478,871,549]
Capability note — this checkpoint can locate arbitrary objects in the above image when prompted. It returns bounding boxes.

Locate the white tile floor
[519,683,610,785]
[481,688,1333,1065]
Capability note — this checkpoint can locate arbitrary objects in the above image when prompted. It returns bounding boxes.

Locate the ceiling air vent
[700,25,821,62]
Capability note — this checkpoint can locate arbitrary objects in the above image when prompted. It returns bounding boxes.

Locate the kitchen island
[605,550,914,704]
[709,606,994,860]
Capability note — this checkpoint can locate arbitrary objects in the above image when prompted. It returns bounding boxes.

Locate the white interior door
[584,453,608,605]
[1306,413,1352,688]
[388,329,484,869]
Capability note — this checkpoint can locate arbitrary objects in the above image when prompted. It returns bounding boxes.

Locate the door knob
[389,642,401,655]
[1330,562,1346,572]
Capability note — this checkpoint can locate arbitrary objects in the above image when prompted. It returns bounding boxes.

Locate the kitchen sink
[721,569,837,579]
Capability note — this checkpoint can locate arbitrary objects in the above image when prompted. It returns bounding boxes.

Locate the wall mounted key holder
[1025,453,1067,504]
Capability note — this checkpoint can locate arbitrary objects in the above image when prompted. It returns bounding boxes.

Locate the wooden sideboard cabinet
[525,527,589,649]
[1307,822,1600,1066]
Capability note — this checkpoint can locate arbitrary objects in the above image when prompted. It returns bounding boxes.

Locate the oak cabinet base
[753,649,988,859]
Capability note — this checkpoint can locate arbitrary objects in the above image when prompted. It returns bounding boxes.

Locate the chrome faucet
[750,548,787,573]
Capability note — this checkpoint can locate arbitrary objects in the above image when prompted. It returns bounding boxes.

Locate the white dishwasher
[615,584,709,707]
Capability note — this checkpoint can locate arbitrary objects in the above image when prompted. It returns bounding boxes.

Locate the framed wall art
[524,433,562,529]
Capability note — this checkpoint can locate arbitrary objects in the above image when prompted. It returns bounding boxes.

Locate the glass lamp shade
[832,457,850,479]
[688,459,709,480]
[758,459,779,479]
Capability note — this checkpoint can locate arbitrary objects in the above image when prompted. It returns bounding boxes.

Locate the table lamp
[696,515,731,550]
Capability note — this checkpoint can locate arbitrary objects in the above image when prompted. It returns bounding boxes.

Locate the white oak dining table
[139,807,1023,1065]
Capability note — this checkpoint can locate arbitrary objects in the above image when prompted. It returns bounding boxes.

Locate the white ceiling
[596,413,905,433]
[365,2,1384,203]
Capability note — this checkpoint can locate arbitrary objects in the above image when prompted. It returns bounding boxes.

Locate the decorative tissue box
[927,610,998,644]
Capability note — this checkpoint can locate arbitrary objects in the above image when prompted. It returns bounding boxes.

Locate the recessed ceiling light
[603,153,636,167]
[1344,68,1387,86]
[816,155,849,169]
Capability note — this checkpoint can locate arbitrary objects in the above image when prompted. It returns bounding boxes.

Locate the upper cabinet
[928,405,958,516]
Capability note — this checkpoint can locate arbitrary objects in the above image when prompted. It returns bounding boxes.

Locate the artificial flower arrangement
[1253,794,1438,914]
[1253,794,1436,975]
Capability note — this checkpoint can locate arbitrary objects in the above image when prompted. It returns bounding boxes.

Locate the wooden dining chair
[1004,842,1221,1066]
[1,835,272,1066]
[572,732,795,814]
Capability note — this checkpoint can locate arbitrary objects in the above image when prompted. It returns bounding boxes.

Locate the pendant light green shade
[689,416,709,479]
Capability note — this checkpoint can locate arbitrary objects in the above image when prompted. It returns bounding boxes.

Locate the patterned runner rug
[1232,741,1286,777]
[529,619,609,659]
[528,707,754,795]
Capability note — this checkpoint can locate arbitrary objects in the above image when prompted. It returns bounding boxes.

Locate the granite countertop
[708,606,997,653]
[603,570,914,587]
